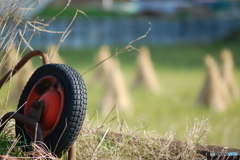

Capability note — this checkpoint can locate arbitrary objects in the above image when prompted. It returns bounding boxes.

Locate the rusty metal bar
[0,50,48,89]
[0,112,44,142]
[68,142,76,160]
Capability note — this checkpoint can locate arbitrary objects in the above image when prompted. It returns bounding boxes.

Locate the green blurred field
[1,42,240,149]
[58,42,240,148]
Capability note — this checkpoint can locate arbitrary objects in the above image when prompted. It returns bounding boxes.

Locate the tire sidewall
[16,64,87,156]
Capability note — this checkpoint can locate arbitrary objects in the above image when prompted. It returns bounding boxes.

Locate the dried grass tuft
[76,113,209,159]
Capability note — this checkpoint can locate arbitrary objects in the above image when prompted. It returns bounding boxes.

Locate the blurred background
[1,0,240,149]
[29,0,240,48]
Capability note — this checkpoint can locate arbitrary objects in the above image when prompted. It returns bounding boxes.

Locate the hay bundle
[0,46,19,76]
[47,44,65,64]
[97,56,132,116]
[133,46,160,94]
[197,55,231,111]
[16,58,35,94]
[94,45,132,115]
[93,45,113,85]
[1,46,35,101]
[220,48,239,99]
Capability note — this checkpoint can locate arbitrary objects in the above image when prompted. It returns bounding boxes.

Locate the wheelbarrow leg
[68,142,76,160]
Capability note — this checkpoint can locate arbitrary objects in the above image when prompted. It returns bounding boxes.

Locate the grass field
[57,42,240,149]
[1,42,240,156]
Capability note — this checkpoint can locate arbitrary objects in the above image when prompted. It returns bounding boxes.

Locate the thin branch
[82,20,152,76]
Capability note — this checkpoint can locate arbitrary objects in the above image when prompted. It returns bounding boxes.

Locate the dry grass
[0,115,210,159]
[75,108,210,160]
[0,120,57,159]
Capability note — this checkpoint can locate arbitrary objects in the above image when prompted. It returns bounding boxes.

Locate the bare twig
[82,20,152,76]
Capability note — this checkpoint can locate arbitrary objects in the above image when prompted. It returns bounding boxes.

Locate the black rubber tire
[15,63,87,157]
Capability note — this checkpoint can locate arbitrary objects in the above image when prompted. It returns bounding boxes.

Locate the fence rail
[26,16,240,49]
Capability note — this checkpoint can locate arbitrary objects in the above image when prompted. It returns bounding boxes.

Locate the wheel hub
[38,90,61,130]
[24,76,64,138]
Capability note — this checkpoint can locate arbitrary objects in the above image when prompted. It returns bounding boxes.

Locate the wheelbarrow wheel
[15,63,87,157]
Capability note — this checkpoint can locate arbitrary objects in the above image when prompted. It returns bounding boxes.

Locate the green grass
[0,122,25,157]
[57,42,240,149]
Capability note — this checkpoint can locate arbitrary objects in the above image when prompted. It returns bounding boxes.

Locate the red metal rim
[24,76,64,138]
